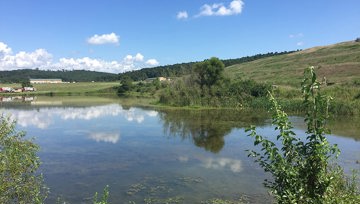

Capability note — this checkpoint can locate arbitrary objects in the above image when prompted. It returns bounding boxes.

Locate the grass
[225,41,360,86]
[0,82,119,96]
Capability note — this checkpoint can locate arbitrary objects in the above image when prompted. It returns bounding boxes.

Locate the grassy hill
[225,41,360,87]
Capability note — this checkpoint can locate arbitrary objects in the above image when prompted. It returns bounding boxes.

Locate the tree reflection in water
[159,109,268,153]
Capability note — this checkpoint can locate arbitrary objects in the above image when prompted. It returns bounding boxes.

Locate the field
[225,41,360,86]
[0,82,119,96]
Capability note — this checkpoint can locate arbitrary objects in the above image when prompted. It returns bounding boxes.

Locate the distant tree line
[0,69,118,83]
[118,62,195,82]
[221,50,299,67]
[118,50,299,81]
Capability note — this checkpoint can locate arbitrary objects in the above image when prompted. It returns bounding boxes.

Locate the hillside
[118,51,296,81]
[225,41,360,86]
[0,69,118,83]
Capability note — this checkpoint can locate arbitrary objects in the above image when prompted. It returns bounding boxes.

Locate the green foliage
[117,77,166,97]
[0,114,47,203]
[93,185,110,204]
[118,77,134,96]
[159,73,271,108]
[21,80,32,88]
[194,57,225,90]
[246,66,359,203]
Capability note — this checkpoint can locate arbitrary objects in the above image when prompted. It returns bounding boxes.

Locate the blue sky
[0,0,359,73]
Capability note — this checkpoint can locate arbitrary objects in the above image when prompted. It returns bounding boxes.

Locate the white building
[30,79,63,84]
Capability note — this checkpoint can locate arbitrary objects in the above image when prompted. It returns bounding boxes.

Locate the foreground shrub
[0,114,47,203]
[246,67,360,203]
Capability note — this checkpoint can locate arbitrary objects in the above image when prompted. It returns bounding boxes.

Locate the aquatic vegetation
[93,185,109,204]
[144,196,184,204]
[201,198,246,204]
[125,175,204,203]
[127,183,147,196]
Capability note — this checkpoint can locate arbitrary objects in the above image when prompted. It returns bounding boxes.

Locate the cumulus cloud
[296,41,304,46]
[0,42,12,57]
[47,55,157,73]
[87,32,120,45]
[177,11,188,19]
[0,42,159,73]
[123,53,144,64]
[146,59,159,66]
[135,53,144,61]
[196,0,244,17]
[0,42,52,70]
[51,57,125,73]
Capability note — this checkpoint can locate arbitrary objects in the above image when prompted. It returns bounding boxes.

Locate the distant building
[144,77,170,83]
[30,78,63,84]
[0,87,14,92]
[158,77,169,82]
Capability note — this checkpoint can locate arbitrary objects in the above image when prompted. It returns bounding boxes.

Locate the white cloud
[197,0,244,17]
[52,57,124,73]
[0,42,52,70]
[135,53,144,61]
[123,53,144,64]
[124,55,134,63]
[0,42,12,57]
[177,11,188,19]
[297,41,304,46]
[0,42,158,73]
[87,32,120,45]
[146,59,159,66]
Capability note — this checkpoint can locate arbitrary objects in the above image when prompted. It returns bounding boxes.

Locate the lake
[1,96,359,203]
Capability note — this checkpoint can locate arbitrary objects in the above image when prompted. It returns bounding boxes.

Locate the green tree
[117,77,133,96]
[246,66,359,203]
[194,57,225,90]
[0,114,47,203]
[21,79,32,88]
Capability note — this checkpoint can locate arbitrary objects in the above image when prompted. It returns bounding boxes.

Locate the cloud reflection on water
[88,132,120,144]
[1,104,159,129]
[202,157,243,173]
[178,155,243,173]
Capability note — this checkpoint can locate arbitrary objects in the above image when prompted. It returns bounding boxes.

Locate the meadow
[0,82,119,96]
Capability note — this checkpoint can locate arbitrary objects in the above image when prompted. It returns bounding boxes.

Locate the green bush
[246,67,360,203]
[0,114,47,203]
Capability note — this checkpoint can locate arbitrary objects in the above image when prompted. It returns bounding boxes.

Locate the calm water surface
[1,96,359,203]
